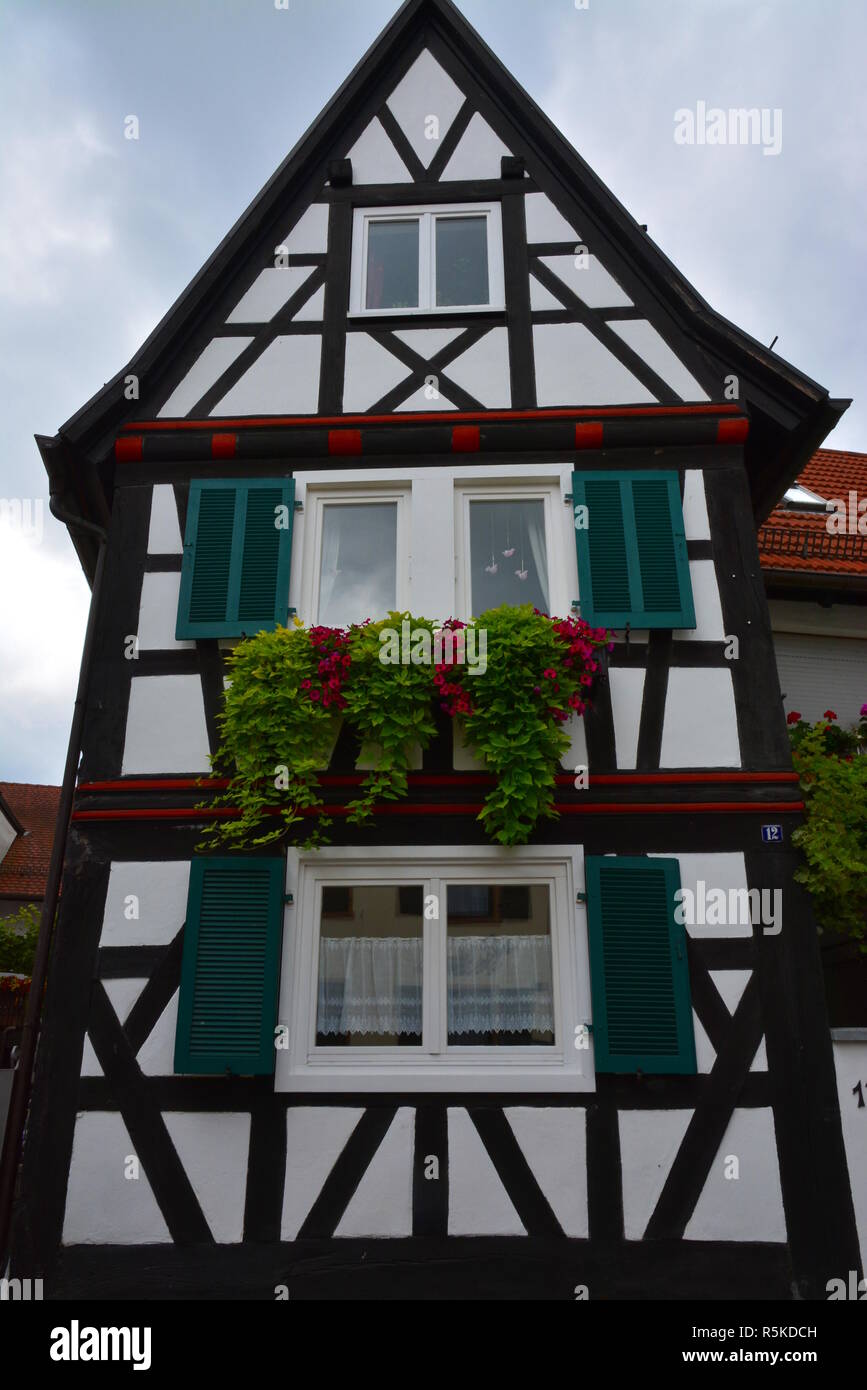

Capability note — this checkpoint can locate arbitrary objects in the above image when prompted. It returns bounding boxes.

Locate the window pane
[317,885,423,1047]
[318,503,397,628]
[469,499,549,616]
[447,884,554,1046]
[436,216,489,307]
[366,220,420,310]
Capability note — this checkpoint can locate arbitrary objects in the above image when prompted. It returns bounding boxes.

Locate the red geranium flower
[823,710,837,721]
[786,711,801,725]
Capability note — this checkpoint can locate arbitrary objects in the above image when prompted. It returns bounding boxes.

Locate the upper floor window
[302,485,410,628]
[350,203,505,316]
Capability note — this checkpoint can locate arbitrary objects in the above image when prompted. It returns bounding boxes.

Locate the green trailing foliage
[787,708,867,946]
[439,607,611,845]
[202,606,612,850]
[0,901,40,976]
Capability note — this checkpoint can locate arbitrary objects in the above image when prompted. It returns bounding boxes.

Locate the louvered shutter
[572,471,695,629]
[585,856,696,1074]
[174,857,286,1075]
[176,478,295,638]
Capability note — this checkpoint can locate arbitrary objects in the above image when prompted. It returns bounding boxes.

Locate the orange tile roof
[758,448,867,577]
[0,783,61,900]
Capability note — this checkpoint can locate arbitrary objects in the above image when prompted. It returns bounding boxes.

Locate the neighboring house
[759,448,867,725]
[11,0,862,1299]
[0,783,60,921]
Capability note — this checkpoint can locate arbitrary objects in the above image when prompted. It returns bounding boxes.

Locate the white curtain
[317,935,554,1037]
[317,510,343,622]
[526,508,550,613]
[318,936,423,1036]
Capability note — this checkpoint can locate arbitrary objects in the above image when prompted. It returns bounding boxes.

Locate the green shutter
[572,471,695,629]
[176,478,295,638]
[174,857,286,1076]
[585,856,696,1075]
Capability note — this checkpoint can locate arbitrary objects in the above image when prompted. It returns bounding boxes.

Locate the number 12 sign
[761,824,784,843]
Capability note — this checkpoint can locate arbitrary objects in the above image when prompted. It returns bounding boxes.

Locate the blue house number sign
[761,824,784,843]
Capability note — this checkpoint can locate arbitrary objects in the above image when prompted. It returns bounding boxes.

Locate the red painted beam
[119,403,746,433]
[76,771,800,795]
[72,799,804,823]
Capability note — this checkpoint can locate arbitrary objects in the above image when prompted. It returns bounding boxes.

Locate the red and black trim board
[114,405,749,465]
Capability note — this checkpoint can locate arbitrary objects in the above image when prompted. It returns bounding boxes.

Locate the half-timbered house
[10,0,862,1299]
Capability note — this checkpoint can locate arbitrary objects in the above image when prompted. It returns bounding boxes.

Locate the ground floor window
[277,845,592,1093]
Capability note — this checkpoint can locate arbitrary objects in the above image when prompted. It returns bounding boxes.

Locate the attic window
[350,203,504,315]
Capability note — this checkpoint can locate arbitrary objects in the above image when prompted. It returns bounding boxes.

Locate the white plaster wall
[609,667,645,769]
[163,1112,251,1243]
[157,339,252,418]
[138,991,179,1076]
[137,571,195,652]
[524,192,580,243]
[684,1107,786,1243]
[211,335,321,415]
[295,284,325,322]
[63,1112,170,1245]
[505,1107,588,1237]
[281,1108,363,1240]
[533,323,655,406]
[619,1110,693,1239]
[441,112,512,180]
[346,118,411,183]
[447,1107,525,1235]
[681,470,711,540]
[833,1039,867,1275]
[529,275,567,312]
[410,473,454,618]
[710,969,751,1017]
[101,861,190,947]
[693,1013,716,1074]
[227,266,318,324]
[609,320,709,401]
[537,254,632,310]
[122,675,211,775]
[386,49,465,167]
[335,1107,414,1237]
[103,978,146,1026]
[676,560,726,642]
[147,484,183,554]
[395,384,458,411]
[80,1035,103,1077]
[344,333,409,412]
[277,202,330,255]
[393,326,463,358]
[649,851,752,940]
[660,668,740,768]
[444,327,511,407]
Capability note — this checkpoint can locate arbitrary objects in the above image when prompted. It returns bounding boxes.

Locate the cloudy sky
[1,0,864,785]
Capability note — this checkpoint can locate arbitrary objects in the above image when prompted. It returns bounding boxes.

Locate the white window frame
[298,484,411,628]
[276,844,595,1094]
[454,479,571,621]
[349,203,505,317]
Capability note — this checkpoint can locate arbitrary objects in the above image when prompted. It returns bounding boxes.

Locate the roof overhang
[37,0,850,554]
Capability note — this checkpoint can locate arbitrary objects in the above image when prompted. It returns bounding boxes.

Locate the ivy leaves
[201,607,611,851]
[790,718,867,946]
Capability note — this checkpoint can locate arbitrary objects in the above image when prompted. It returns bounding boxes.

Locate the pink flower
[861,703,867,717]
[301,680,312,691]
[310,690,321,703]
[543,669,557,680]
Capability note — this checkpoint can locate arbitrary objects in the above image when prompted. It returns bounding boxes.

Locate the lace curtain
[317,935,554,1037]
